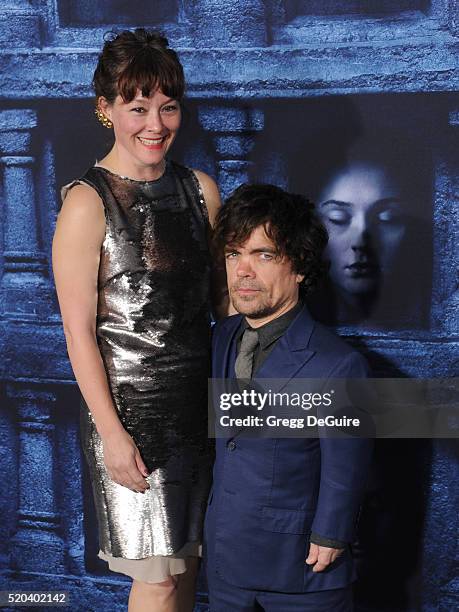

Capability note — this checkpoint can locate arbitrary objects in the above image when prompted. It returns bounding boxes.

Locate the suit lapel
[255,305,316,392]
[219,315,242,379]
[213,315,243,440]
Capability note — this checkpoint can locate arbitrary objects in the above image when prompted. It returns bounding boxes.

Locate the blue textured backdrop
[0,1,458,611]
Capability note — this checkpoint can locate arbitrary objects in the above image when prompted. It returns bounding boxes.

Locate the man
[205,184,373,611]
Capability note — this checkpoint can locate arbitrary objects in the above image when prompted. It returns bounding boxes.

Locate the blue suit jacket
[205,305,373,593]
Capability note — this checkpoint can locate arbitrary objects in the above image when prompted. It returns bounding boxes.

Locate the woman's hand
[102,428,150,493]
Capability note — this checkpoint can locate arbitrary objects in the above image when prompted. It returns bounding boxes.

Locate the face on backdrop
[318,162,407,296]
[99,88,181,177]
[225,225,304,326]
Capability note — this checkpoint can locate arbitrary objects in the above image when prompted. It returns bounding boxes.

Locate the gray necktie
[235,328,259,379]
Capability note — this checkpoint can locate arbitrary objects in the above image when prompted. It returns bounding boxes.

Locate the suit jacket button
[228,440,236,451]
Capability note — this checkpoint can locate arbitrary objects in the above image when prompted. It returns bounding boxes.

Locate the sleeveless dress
[63,159,213,578]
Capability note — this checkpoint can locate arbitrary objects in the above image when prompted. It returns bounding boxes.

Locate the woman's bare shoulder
[54,182,105,248]
[59,181,105,222]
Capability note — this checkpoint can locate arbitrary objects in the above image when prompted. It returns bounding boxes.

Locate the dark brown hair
[213,184,329,296]
[93,28,185,103]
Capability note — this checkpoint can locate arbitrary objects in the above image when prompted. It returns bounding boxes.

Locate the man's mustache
[231,283,264,291]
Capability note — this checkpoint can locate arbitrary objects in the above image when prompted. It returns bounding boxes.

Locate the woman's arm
[52,183,149,493]
[192,169,221,228]
[192,170,232,319]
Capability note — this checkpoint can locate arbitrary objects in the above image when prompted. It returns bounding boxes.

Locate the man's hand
[305,542,344,572]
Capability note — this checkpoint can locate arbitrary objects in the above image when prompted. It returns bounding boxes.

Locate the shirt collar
[237,301,303,350]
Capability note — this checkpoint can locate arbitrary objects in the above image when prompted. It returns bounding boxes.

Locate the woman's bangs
[117,54,183,102]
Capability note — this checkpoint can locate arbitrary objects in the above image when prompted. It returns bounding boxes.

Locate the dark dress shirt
[235,301,303,375]
[235,301,346,550]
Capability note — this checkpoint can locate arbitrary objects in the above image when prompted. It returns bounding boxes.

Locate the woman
[315,156,407,324]
[308,140,430,328]
[52,29,221,612]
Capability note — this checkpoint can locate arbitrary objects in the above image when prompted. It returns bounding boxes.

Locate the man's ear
[296,274,305,284]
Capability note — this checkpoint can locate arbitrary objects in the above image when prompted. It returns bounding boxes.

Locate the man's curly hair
[212,184,328,296]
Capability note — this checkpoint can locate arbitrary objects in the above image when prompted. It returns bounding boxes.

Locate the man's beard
[230,288,274,319]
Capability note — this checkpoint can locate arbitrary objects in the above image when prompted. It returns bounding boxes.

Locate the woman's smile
[137,135,168,150]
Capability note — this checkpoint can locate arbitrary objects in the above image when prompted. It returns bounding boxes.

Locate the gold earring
[94,107,113,129]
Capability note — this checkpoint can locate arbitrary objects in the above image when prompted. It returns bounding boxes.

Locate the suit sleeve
[310,351,374,544]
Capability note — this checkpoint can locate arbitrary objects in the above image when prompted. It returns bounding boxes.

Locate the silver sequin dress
[66,160,213,560]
